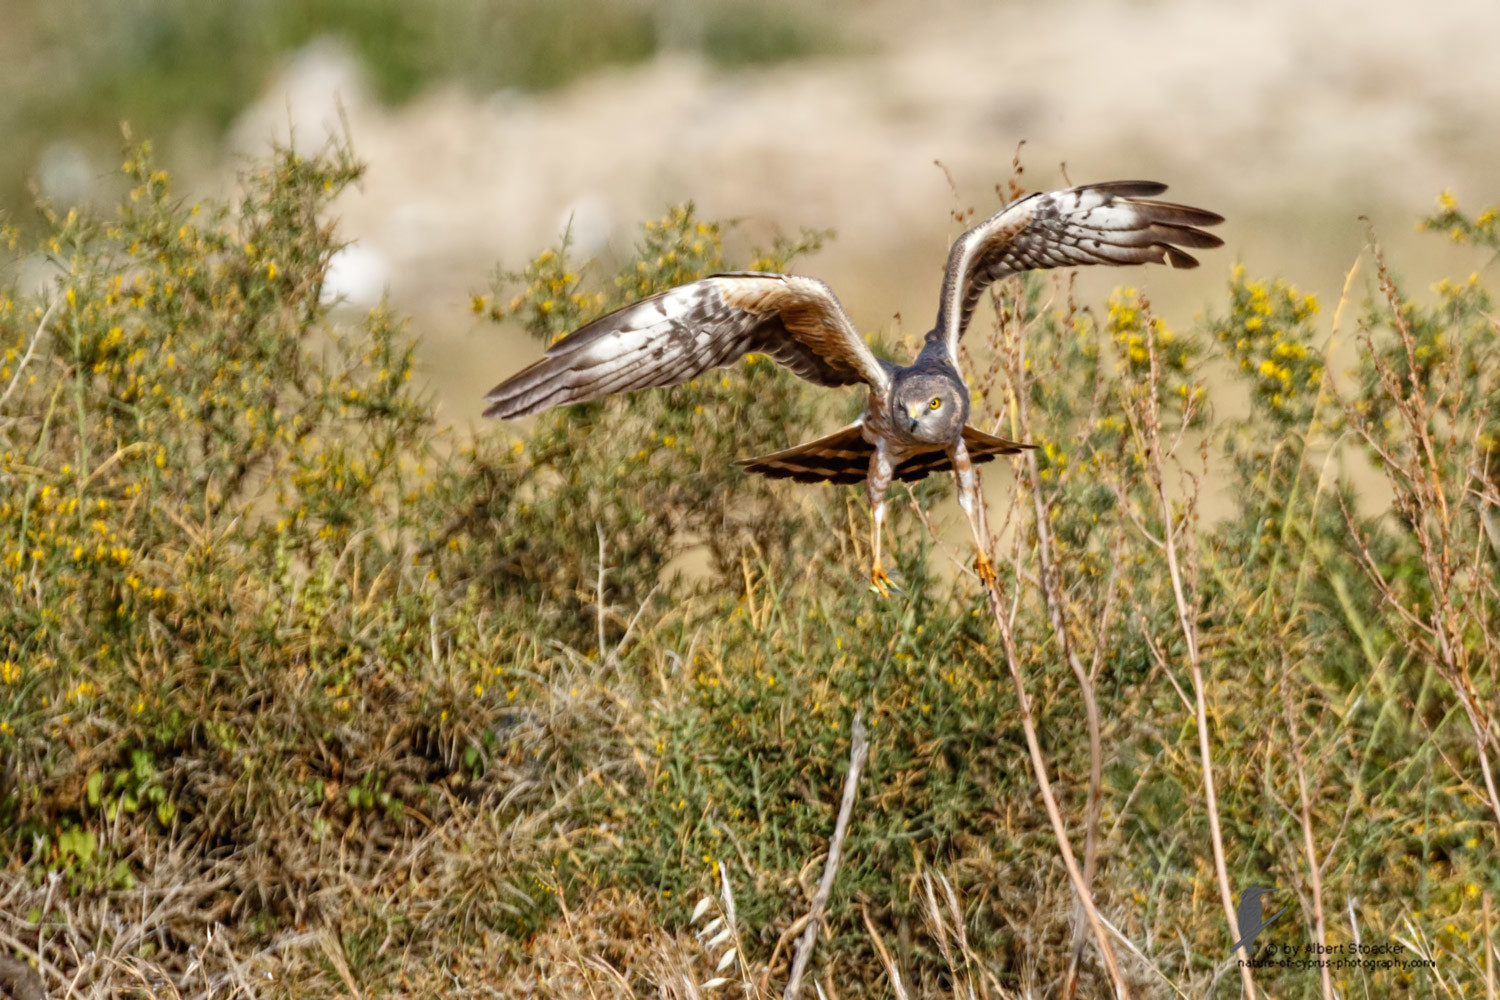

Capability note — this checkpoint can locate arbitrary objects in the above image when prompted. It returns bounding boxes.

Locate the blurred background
[4,0,1499,425]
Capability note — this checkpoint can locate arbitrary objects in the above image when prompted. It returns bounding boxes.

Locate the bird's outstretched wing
[483,272,888,419]
[933,181,1223,360]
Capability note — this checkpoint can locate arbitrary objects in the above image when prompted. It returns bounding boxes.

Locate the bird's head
[891,372,967,444]
[1239,886,1277,915]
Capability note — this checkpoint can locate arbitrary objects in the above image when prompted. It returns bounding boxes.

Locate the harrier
[484,181,1222,594]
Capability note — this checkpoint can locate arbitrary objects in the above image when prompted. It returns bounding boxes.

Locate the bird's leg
[950,439,997,588]
[867,442,895,596]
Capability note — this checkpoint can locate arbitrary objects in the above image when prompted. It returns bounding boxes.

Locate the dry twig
[782,713,870,1000]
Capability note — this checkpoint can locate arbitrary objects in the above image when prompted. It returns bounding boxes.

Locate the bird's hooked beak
[905,403,922,433]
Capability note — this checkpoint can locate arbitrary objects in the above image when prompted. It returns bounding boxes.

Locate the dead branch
[782,712,870,1000]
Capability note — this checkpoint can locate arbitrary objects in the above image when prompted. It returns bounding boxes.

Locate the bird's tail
[739,423,1031,485]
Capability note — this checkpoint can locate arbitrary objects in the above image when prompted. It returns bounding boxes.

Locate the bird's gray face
[892,374,966,444]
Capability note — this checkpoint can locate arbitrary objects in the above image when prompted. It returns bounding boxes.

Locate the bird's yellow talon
[974,550,998,589]
[870,565,893,597]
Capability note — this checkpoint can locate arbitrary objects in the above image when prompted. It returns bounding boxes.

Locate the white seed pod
[691,896,714,923]
[701,978,730,990]
[696,916,724,939]
[715,947,737,973]
[706,927,732,949]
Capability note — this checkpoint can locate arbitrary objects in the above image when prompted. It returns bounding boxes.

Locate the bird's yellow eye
[929,397,942,410]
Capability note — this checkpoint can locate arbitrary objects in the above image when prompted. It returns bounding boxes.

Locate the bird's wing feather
[483,273,887,419]
[933,181,1223,360]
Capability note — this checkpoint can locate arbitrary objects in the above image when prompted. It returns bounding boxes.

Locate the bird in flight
[484,181,1222,595]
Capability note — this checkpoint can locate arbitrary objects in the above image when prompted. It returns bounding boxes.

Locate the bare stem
[1013,333,1107,998]
[860,904,911,1000]
[977,559,1131,999]
[1485,892,1495,1000]
[1283,666,1335,1000]
[1136,312,1257,999]
[0,298,58,415]
[783,713,870,1000]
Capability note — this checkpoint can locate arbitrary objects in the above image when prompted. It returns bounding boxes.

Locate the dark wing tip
[739,459,864,485]
[962,424,1037,455]
[1133,201,1226,229]
[481,396,535,420]
[481,382,515,419]
[1161,245,1201,269]
[1158,205,1225,228]
[480,373,536,419]
[481,363,567,420]
[1090,180,1169,198]
[1155,222,1224,249]
[481,399,517,420]
[970,441,1038,455]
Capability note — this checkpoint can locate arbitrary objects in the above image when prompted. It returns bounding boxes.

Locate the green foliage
[0,0,840,221]
[434,205,832,645]
[1213,266,1323,425]
[1,143,1497,999]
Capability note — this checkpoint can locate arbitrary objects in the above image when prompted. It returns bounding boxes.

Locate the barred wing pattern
[483,272,888,419]
[934,181,1224,359]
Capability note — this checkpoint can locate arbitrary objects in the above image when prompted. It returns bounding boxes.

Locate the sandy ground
[214,0,1500,537]
[223,0,1500,411]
